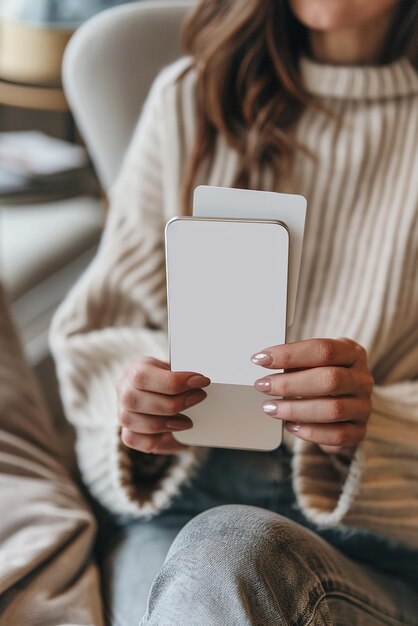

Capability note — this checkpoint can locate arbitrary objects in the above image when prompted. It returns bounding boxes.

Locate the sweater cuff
[291,437,363,528]
[75,417,209,518]
[291,383,418,549]
[117,431,210,518]
[327,450,352,479]
[127,448,172,481]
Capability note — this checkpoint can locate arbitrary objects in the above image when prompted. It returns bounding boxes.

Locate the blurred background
[0,0,144,431]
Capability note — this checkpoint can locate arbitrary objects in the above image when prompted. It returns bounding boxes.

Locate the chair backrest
[62,1,193,190]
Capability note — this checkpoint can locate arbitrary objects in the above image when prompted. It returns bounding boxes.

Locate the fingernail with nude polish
[262,402,277,415]
[251,351,273,365]
[167,419,193,430]
[285,422,301,432]
[185,391,205,407]
[254,379,271,392]
[187,375,210,389]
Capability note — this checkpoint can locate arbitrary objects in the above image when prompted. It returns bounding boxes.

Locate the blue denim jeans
[101,445,418,626]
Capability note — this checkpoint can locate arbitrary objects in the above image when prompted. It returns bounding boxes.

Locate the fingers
[255,365,372,398]
[117,357,211,456]
[118,409,193,434]
[118,387,206,454]
[121,429,189,454]
[318,444,357,459]
[119,386,207,415]
[251,338,372,453]
[251,337,363,370]
[260,396,372,423]
[124,358,211,395]
[284,421,367,448]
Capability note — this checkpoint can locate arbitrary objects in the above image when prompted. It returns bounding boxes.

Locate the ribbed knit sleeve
[49,68,206,518]
[292,375,418,548]
[288,57,418,546]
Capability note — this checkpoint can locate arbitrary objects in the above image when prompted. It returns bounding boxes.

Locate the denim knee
[142,505,333,625]
[166,503,296,560]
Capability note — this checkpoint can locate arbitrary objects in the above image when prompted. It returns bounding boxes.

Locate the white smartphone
[165,216,289,451]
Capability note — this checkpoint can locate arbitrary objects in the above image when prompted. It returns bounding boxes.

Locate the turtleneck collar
[299,55,418,100]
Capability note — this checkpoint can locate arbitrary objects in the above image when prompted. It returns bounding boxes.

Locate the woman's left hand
[251,337,374,459]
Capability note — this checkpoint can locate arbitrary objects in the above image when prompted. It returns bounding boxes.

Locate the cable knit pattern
[50,55,418,547]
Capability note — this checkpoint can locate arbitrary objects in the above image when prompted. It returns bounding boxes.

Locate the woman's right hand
[117,356,210,454]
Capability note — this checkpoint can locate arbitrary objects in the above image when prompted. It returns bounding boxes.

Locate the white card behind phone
[194,186,306,326]
[165,216,288,450]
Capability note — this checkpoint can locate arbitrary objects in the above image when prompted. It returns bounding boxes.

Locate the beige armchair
[62,0,193,191]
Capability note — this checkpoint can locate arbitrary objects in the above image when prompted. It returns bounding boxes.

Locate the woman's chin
[289,0,398,32]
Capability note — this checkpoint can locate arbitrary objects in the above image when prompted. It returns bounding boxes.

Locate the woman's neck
[308,9,396,65]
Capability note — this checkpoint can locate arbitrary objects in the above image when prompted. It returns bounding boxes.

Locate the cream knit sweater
[50,55,418,548]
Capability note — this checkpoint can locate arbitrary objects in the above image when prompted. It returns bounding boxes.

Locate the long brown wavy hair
[180,0,418,211]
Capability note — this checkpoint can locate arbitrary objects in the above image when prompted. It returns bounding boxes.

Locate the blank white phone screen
[166,218,289,386]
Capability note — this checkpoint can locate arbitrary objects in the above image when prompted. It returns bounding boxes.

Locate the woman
[50,0,418,624]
